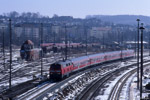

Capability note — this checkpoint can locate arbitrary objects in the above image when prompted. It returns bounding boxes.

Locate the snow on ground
[46,59,139,100]
[5,77,32,87]
[129,77,140,100]
[129,65,150,100]
[0,76,33,92]
[94,56,150,100]
[119,73,136,100]
[0,50,50,92]
[46,56,149,100]
[94,67,136,100]
[24,83,56,100]
[0,49,98,94]
[1,50,150,99]
[46,69,104,99]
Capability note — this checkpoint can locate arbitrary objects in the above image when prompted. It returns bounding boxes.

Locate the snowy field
[0,49,63,92]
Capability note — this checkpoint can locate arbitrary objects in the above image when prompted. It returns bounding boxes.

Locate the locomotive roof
[55,59,72,65]
[88,53,105,58]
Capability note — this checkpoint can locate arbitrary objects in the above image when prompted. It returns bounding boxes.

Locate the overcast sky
[0,0,150,18]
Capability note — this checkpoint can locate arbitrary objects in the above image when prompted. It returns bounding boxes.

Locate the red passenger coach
[122,50,134,58]
[71,56,90,71]
[89,53,105,65]
[49,50,134,80]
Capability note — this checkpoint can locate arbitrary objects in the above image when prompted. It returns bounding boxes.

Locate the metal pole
[137,19,140,90]
[2,27,5,68]
[84,25,87,55]
[86,27,87,55]
[31,26,34,43]
[65,24,68,60]
[121,32,123,61]
[53,32,55,44]
[53,31,56,53]
[118,29,120,50]
[149,32,150,56]
[68,32,70,57]
[9,19,12,89]
[135,31,137,58]
[140,23,144,99]
[103,32,104,52]
[40,23,43,76]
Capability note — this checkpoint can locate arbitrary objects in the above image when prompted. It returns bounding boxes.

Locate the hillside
[86,15,150,25]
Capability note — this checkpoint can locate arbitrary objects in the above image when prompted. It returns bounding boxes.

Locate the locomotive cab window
[51,64,61,70]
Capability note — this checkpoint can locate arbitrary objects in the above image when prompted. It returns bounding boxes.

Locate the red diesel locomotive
[49,50,134,80]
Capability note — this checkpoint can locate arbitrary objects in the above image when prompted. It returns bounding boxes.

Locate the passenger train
[49,50,134,80]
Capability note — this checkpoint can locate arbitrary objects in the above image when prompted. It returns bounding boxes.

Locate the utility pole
[53,32,55,45]
[2,27,5,68]
[40,23,43,76]
[68,30,71,57]
[31,26,34,43]
[103,32,104,52]
[121,32,123,61]
[118,29,120,50]
[65,24,68,60]
[53,31,56,53]
[135,31,137,58]
[139,23,144,99]
[9,19,12,89]
[149,32,150,56]
[85,26,87,55]
[137,19,140,90]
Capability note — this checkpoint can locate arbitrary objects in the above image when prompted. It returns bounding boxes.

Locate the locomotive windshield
[51,64,61,70]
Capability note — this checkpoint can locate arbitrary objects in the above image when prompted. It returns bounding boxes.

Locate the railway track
[108,68,136,100]
[1,57,149,100]
[75,66,130,100]
[14,61,121,100]
[108,62,150,100]
[16,81,56,100]
[75,60,150,100]
[0,58,52,84]
[37,60,136,100]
